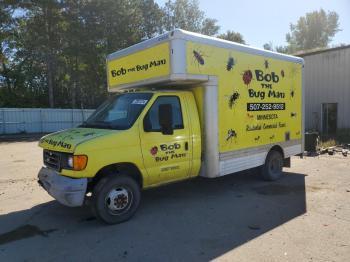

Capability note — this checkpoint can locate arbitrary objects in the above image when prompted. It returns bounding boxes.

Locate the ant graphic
[254,136,260,142]
[290,90,295,98]
[264,60,269,69]
[290,85,296,98]
[228,91,240,109]
[226,129,237,143]
[247,113,254,119]
[226,56,236,71]
[269,134,275,140]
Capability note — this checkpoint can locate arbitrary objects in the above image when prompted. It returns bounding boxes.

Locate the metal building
[298,45,350,134]
[0,108,94,135]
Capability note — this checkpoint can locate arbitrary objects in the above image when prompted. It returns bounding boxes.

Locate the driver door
[139,95,192,185]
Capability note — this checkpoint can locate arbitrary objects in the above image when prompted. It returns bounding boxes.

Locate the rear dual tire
[261,150,284,181]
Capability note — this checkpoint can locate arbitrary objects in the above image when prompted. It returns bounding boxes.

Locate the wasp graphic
[226,56,236,71]
[291,112,297,118]
[242,70,253,86]
[226,129,237,143]
[193,50,205,65]
[254,136,260,142]
[228,91,240,109]
[264,60,269,69]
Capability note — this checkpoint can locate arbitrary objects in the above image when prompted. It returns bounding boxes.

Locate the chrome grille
[43,150,61,171]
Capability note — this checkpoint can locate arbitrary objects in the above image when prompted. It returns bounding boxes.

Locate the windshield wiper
[79,121,114,129]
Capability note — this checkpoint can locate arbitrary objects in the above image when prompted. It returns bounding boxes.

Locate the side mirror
[159,104,173,135]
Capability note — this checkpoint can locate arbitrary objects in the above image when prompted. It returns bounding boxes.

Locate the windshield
[80,93,153,130]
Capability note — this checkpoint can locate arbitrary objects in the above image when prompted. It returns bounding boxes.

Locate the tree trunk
[71,56,78,109]
[47,58,54,108]
[45,5,54,108]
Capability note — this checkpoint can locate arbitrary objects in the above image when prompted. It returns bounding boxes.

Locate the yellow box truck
[38,29,304,224]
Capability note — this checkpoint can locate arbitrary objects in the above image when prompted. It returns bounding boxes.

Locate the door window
[144,96,184,132]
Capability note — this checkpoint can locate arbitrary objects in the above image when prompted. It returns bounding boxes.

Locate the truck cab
[38,90,202,223]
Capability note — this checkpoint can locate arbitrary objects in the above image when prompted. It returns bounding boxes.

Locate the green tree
[286,9,340,52]
[1,0,165,108]
[262,42,288,54]
[1,0,220,108]
[263,42,273,51]
[217,30,246,44]
[201,18,220,36]
[163,0,219,35]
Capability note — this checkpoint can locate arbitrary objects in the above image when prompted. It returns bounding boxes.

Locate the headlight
[66,155,88,171]
[67,155,74,168]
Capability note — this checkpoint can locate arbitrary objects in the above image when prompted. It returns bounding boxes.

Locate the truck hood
[39,128,114,153]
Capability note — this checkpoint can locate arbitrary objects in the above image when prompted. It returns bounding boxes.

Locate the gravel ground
[0,139,349,262]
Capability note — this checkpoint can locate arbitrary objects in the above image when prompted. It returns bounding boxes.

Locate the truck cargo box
[107,29,304,178]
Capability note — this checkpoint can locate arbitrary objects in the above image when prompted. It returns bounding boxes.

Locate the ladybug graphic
[242,70,253,86]
[150,146,158,156]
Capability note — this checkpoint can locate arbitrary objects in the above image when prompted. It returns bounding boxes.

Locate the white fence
[0,108,95,135]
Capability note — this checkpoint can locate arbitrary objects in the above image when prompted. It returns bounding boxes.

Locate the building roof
[296,44,350,57]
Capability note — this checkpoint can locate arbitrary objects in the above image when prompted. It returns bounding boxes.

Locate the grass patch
[318,139,336,148]
[319,128,350,148]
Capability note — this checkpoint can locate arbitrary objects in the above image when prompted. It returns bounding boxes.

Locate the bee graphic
[254,136,260,142]
[226,56,236,71]
[281,69,285,78]
[226,129,237,143]
[242,70,253,86]
[270,134,275,140]
[264,60,269,69]
[296,131,300,135]
[291,112,297,118]
[228,91,240,109]
[247,113,254,119]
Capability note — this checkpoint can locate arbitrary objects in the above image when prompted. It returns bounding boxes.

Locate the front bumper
[38,167,87,207]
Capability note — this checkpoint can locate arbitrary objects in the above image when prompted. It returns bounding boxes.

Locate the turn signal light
[73,155,88,171]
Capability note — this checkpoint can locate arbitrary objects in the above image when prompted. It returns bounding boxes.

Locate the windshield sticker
[131,99,148,105]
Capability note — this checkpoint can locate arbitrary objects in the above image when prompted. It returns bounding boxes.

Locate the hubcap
[106,187,130,212]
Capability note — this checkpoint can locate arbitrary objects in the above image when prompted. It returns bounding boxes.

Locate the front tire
[261,150,284,181]
[92,175,141,224]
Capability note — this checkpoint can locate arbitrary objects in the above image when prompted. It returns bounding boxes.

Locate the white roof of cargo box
[107,29,304,65]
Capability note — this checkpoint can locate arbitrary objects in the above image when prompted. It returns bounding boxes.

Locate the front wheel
[92,175,141,224]
[261,150,284,181]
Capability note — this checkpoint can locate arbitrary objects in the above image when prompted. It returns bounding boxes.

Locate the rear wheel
[92,175,141,224]
[261,150,284,181]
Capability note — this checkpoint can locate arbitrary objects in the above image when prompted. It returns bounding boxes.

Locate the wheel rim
[105,186,133,215]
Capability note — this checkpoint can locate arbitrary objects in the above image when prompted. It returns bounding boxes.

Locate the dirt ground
[0,139,349,262]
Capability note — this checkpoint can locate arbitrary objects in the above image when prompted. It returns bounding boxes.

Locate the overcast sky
[155,0,350,48]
